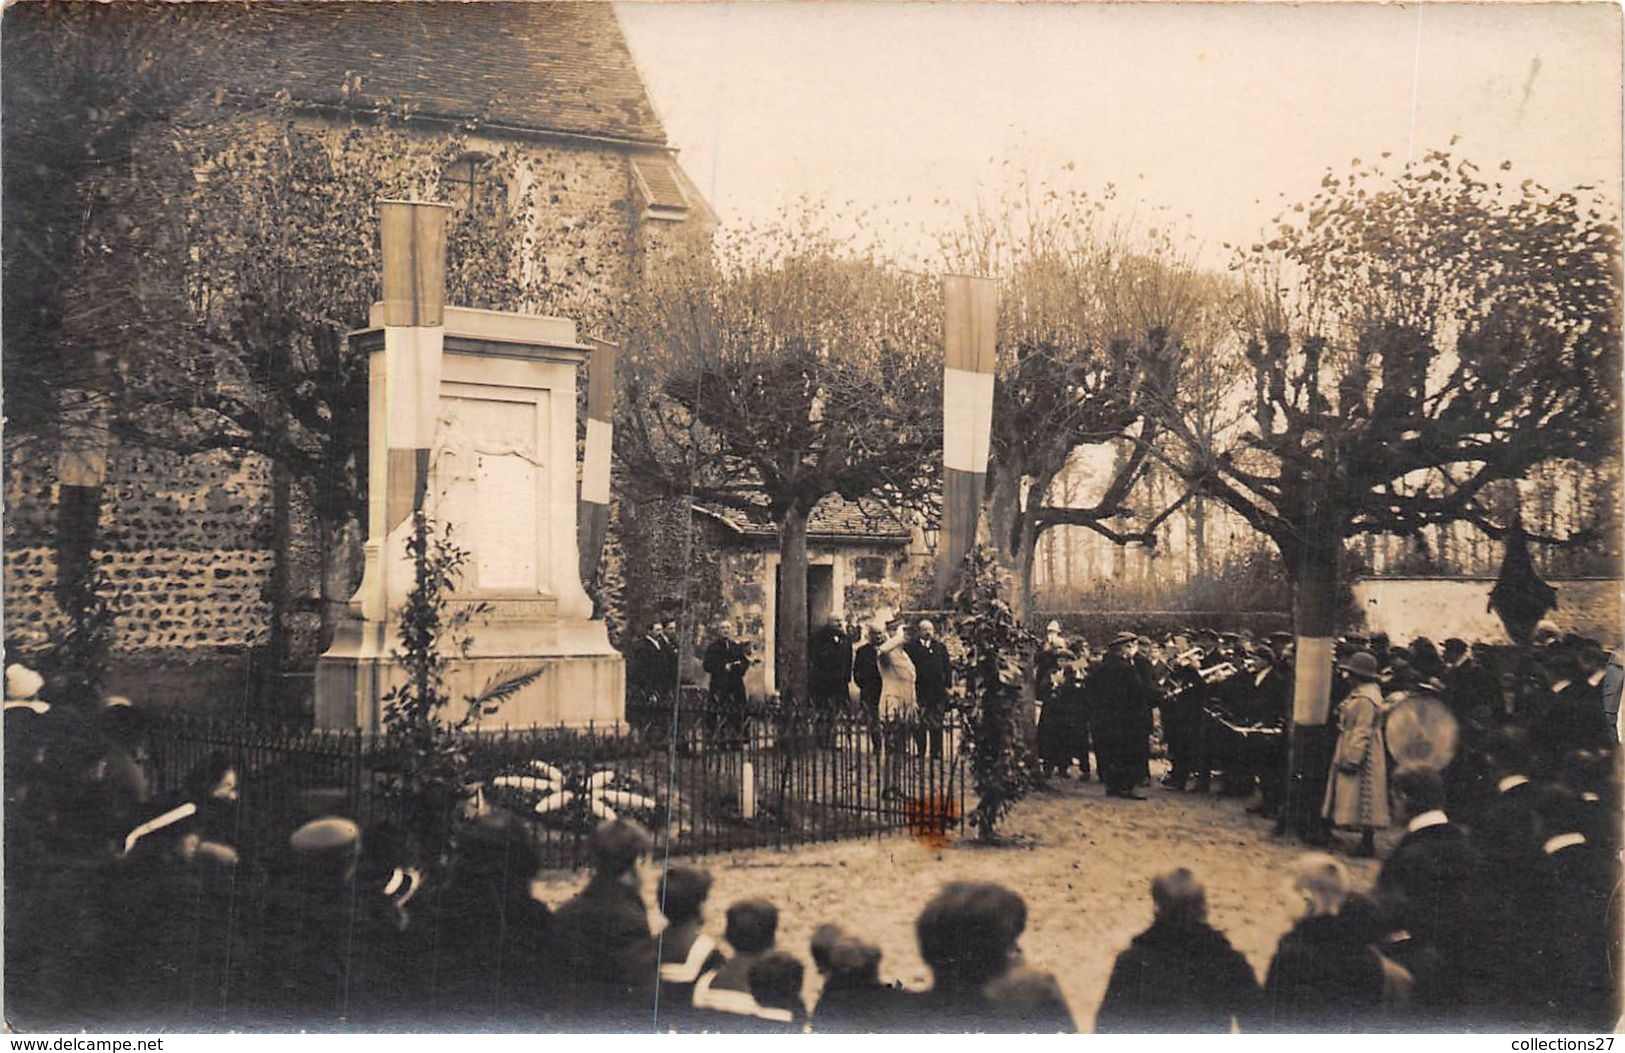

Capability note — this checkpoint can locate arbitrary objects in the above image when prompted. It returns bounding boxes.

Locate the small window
[631,154,689,221]
[854,556,888,583]
[439,153,507,225]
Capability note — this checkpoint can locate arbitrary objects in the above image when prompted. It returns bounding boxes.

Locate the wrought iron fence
[143,704,967,869]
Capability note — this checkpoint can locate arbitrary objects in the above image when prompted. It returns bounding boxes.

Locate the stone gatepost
[315,201,624,731]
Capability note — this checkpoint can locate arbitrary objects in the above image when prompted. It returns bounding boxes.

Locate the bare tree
[939,186,1230,619]
[617,218,942,702]
[1154,151,1622,839]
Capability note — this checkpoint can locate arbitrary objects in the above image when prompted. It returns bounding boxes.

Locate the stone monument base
[315,614,624,733]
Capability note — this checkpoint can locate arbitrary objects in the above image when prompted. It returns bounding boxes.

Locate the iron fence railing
[143,704,968,869]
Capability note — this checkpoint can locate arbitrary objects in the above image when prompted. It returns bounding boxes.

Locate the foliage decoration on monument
[44,561,121,712]
[947,544,1039,842]
[375,511,543,864]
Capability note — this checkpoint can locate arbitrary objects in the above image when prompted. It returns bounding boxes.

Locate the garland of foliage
[947,545,1039,842]
[376,511,542,867]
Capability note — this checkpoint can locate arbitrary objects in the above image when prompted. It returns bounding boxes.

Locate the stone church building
[3,2,714,716]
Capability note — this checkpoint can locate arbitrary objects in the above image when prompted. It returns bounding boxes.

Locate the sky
[615,1,1623,265]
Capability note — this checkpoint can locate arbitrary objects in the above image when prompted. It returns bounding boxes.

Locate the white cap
[5,664,44,702]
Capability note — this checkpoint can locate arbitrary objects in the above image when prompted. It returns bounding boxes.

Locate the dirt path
[533,768,1389,1032]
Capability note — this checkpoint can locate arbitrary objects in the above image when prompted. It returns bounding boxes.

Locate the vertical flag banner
[579,337,617,587]
[378,200,451,534]
[937,274,998,598]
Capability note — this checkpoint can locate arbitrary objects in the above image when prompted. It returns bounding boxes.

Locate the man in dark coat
[1526,787,1620,1032]
[1159,642,1207,791]
[703,621,751,746]
[904,620,953,758]
[1441,638,1499,730]
[1035,622,1069,707]
[1468,787,1547,1030]
[809,620,853,704]
[809,620,853,745]
[1090,632,1154,799]
[246,817,364,1028]
[1377,764,1485,1025]
[547,819,658,1028]
[628,622,668,704]
[1247,634,1293,820]
[1545,642,1613,757]
[852,623,884,747]
[1037,655,1090,779]
[1095,868,1260,1032]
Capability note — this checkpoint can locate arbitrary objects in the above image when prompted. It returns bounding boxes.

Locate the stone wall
[5,446,275,657]
[1350,576,1624,645]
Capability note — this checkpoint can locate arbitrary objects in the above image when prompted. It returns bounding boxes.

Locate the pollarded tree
[1155,151,1622,838]
[940,187,1225,619]
[618,216,942,703]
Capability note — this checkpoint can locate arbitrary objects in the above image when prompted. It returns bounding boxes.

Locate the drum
[1384,693,1460,771]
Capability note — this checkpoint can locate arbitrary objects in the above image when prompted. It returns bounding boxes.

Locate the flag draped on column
[579,337,616,587]
[936,274,998,599]
[377,200,450,534]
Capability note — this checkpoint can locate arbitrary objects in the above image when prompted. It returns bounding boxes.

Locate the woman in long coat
[1322,650,1392,857]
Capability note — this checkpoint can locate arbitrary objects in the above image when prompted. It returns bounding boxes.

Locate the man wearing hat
[1035,621,1070,707]
[1088,632,1155,799]
[247,817,363,1025]
[1246,633,1295,821]
[1322,651,1392,857]
[1441,637,1500,730]
[1159,640,1208,792]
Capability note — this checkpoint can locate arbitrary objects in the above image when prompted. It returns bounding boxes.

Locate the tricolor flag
[579,337,617,588]
[377,200,451,534]
[937,274,998,598]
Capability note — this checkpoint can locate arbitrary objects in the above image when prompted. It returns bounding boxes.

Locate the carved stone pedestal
[315,304,623,732]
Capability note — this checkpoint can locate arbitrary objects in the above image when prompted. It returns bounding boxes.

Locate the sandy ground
[532,762,1391,1032]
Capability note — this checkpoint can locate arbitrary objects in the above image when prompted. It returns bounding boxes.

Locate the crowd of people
[1030,620,1623,1031]
[4,610,1620,1032]
[626,613,958,754]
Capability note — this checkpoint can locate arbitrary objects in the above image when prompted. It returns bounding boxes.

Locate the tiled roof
[696,495,913,542]
[175,2,669,145]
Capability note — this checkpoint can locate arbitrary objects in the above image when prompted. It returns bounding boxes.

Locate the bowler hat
[1337,650,1382,681]
[5,663,43,702]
